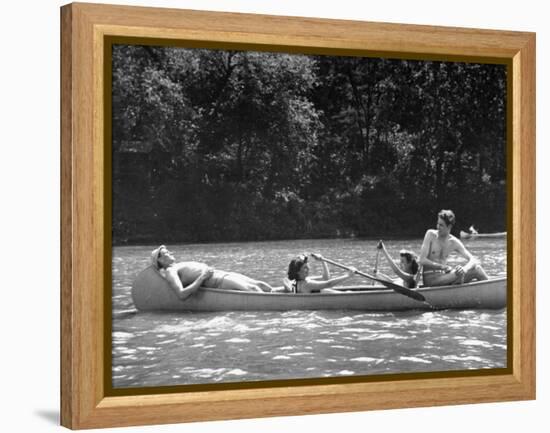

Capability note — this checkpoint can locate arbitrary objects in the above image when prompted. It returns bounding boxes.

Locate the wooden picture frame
[61,2,535,429]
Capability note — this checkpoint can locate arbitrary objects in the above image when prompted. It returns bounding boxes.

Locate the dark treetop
[112,45,506,245]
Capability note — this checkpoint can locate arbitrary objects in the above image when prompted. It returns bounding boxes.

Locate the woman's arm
[374,271,395,282]
[309,254,331,281]
[301,270,355,293]
[164,267,213,301]
[320,259,330,280]
[379,242,414,281]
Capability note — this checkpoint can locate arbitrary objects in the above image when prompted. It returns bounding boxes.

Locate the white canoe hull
[460,231,507,240]
[131,267,507,312]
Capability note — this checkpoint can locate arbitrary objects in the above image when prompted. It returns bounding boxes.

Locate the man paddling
[151,245,275,300]
[419,210,489,286]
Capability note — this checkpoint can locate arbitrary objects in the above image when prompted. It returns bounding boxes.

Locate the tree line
[112,45,506,244]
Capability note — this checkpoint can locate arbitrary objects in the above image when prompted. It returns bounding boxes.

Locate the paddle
[312,254,428,303]
[281,279,394,293]
[373,247,380,285]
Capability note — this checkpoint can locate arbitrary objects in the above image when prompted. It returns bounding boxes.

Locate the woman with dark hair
[286,253,356,293]
[375,241,420,289]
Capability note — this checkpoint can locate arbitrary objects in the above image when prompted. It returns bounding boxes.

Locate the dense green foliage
[112,45,506,244]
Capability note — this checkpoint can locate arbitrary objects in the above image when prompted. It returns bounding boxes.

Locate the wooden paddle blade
[390,284,426,302]
[367,276,426,302]
[350,269,425,301]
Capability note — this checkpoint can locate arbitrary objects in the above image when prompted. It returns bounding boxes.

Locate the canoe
[131,266,507,312]
[460,230,507,240]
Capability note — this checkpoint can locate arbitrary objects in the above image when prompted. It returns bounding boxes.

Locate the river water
[112,238,507,389]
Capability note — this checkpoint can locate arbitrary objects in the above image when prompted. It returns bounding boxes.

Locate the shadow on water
[35,409,59,425]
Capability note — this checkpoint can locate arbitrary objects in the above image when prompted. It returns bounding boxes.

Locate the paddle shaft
[316,256,427,303]
[373,248,380,285]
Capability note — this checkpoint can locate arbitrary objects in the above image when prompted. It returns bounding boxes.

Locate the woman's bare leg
[236,274,274,292]
[220,274,266,292]
[253,280,275,292]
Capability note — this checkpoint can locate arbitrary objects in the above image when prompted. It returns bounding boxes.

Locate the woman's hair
[151,245,166,269]
[287,254,308,281]
[399,250,419,275]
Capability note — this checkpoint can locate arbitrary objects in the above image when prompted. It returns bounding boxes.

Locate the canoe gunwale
[195,276,508,298]
[459,230,507,239]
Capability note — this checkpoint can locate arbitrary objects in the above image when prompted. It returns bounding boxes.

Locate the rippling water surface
[112,238,507,388]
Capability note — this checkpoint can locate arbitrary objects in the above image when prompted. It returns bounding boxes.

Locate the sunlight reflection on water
[112,238,507,388]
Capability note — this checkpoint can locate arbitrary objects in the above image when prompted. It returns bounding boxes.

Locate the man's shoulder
[449,234,464,246]
[424,229,437,238]
[449,234,461,242]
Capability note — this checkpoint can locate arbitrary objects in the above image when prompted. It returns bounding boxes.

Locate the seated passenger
[375,240,420,289]
[286,253,356,293]
[419,210,489,286]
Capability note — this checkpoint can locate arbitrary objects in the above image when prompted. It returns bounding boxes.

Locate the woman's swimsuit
[294,280,321,294]
[205,271,230,288]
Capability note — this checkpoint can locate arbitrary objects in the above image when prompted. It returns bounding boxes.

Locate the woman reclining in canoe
[151,245,275,300]
[375,241,420,289]
[286,253,357,293]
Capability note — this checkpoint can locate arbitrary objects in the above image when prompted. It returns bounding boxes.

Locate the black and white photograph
[4,0,547,431]
[110,43,508,389]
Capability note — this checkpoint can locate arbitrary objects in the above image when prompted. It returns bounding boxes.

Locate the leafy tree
[111,45,507,244]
